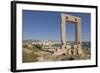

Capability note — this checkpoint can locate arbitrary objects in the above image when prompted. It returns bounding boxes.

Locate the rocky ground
[22,46,91,63]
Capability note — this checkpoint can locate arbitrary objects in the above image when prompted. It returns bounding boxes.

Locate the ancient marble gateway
[61,13,83,56]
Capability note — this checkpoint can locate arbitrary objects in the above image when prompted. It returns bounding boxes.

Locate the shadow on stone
[68,57,75,60]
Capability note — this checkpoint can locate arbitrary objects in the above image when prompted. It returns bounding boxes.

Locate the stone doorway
[61,13,83,55]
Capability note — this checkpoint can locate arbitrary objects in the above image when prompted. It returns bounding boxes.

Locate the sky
[22,10,91,42]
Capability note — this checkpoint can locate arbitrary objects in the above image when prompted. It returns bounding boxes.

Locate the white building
[32,40,57,46]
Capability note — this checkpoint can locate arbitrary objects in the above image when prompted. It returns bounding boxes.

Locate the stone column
[77,18,83,55]
[61,13,66,49]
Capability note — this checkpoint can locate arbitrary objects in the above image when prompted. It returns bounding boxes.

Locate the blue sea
[53,42,91,48]
[82,42,91,48]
